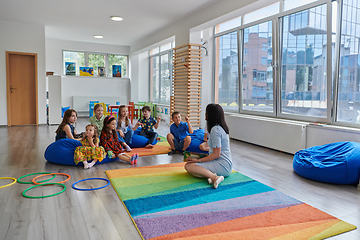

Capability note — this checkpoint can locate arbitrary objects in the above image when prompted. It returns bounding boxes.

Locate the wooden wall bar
[170,43,202,126]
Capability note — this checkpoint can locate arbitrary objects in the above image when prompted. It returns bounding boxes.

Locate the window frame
[213,0,338,123]
[149,47,173,104]
[62,50,129,78]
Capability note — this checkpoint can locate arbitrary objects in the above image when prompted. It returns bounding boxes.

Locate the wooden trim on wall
[6,51,38,126]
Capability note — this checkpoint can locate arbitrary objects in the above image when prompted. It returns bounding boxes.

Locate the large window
[280,5,328,118]
[337,0,360,124]
[150,55,160,102]
[242,21,273,113]
[149,43,173,104]
[215,31,239,111]
[160,53,171,103]
[62,51,128,77]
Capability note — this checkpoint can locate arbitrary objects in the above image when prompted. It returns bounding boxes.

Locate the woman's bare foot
[146,144,154,148]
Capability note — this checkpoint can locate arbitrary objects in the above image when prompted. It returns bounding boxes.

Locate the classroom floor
[0,117,359,240]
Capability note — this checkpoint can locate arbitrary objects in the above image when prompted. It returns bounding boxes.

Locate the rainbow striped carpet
[105,162,356,240]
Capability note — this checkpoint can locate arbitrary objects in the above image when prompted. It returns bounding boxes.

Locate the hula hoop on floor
[0,177,17,189]
[72,178,110,191]
[17,172,56,184]
[32,173,71,185]
[22,183,66,199]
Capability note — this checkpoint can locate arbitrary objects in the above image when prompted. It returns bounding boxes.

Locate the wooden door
[6,52,38,126]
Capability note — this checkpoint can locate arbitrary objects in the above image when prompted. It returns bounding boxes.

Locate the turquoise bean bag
[293,141,360,184]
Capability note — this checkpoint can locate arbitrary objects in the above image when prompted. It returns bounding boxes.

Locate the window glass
[280,5,327,118]
[244,3,279,25]
[160,53,171,103]
[88,54,105,77]
[215,16,241,34]
[215,31,239,111]
[150,47,159,55]
[160,43,172,52]
[337,0,360,123]
[109,55,127,77]
[242,21,273,112]
[284,0,318,12]
[63,51,84,76]
[150,56,160,102]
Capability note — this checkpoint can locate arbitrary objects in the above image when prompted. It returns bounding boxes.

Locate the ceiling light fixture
[111,16,123,21]
[94,35,103,39]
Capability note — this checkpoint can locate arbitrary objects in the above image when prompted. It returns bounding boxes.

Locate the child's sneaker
[125,145,132,152]
[168,149,177,155]
[88,161,96,168]
[134,153,139,164]
[83,161,89,169]
[130,154,136,165]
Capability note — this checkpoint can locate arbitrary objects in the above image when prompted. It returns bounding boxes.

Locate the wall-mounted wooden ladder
[170,43,202,127]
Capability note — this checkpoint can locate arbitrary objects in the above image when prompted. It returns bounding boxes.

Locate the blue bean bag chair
[293,141,360,184]
[128,128,158,148]
[186,129,209,154]
[44,139,118,166]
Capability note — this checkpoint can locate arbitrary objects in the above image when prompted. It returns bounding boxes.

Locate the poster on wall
[65,62,76,75]
[79,67,94,76]
[98,67,105,77]
[112,65,121,77]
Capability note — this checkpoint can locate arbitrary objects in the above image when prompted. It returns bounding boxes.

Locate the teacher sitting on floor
[185,103,232,189]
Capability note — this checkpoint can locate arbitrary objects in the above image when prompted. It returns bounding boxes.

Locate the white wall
[130,51,149,103]
[0,21,46,125]
[199,27,214,129]
[45,38,130,75]
[60,76,130,116]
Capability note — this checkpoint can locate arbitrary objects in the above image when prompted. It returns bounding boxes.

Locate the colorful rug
[105,162,356,240]
[133,135,171,157]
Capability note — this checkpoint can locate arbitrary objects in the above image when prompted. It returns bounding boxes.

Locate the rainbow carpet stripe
[105,162,356,240]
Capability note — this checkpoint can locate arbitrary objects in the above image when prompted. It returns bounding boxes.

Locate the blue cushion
[44,139,117,166]
[181,129,208,154]
[293,141,360,184]
[128,128,158,148]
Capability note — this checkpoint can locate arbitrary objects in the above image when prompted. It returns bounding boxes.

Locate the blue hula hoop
[72,177,110,191]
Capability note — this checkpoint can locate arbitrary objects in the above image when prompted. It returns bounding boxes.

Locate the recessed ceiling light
[94,35,103,39]
[111,16,123,21]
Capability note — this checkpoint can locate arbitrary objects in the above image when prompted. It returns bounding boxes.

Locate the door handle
[10,86,16,93]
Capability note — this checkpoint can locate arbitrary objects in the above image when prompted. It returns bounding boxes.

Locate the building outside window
[280,4,328,118]
[214,31,239,111]
[242,21,273,112]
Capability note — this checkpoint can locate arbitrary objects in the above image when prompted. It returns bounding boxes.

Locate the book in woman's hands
[183,151,208,162]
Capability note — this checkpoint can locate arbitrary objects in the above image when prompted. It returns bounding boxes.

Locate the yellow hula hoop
[0,177,17,189]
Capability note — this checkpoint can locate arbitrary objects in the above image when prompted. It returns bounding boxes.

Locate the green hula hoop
[22,183,66,199]
[17,172,56,184]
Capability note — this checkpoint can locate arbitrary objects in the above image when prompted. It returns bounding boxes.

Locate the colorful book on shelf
[112,65,121,77]
[79,67,94,76]
[65,62,76,75]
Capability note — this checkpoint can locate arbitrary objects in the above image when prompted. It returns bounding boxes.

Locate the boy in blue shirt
[167,111,193,154]
[138,106,161,148]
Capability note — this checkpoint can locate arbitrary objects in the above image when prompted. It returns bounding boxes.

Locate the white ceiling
[0,0,218,46]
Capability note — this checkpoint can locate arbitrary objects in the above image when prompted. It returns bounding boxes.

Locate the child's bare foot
[156,137,161,141]
[146,144,154,148]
